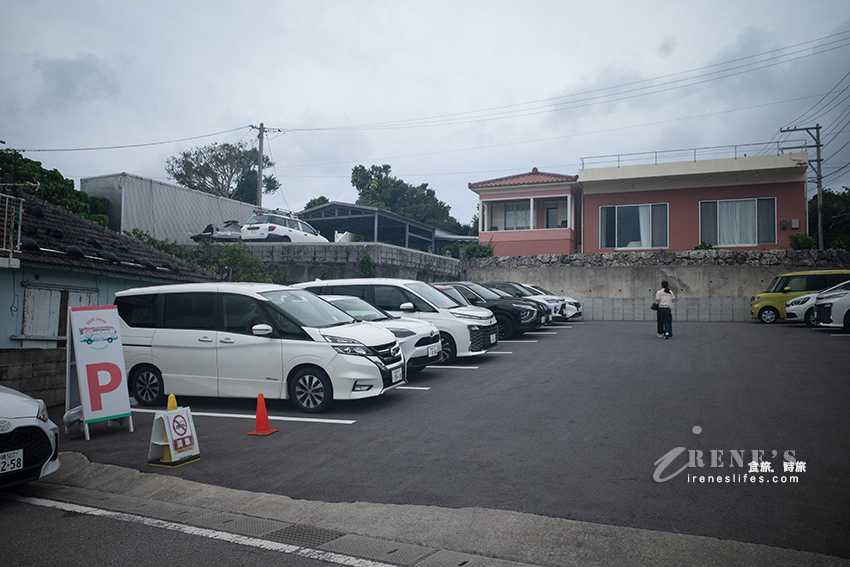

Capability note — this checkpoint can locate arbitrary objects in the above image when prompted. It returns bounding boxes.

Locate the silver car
[0,386,60,489]
[321,295,442,374]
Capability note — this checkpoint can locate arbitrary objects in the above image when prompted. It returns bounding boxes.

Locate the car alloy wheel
[131,366,165,406]
[758,307,779,324]
[290,368,333,413]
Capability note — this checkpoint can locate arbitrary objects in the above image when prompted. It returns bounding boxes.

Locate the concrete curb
[20,452,850,567]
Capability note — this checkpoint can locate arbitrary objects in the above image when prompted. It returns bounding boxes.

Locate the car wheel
[496,314,515,340]
[804,308,817,328]
[758,307,779,324]
[130,365,165,406]
[438,332,457,364]
[289,367,333,413]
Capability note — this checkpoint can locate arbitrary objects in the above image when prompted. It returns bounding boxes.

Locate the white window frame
[699,197,776,247]
[599,203,669,250]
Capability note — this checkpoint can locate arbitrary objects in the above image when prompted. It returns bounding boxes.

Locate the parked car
[434,281,544,340]
[814,279,850,331]
[0,386,60,490]
[190,219,242,242]
[320,295,441,373]
[240,211,328,243]
[484,281,571,321]
[115,283,404,413]
[785,293,820,327]
[523,284,583,320]
[292,278,498,364]
[750,270,850,323]
[486,285,554,324]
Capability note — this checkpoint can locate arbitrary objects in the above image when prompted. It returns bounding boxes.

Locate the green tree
[165,141,279,203]
[0,151,109,226]
[351,164,469,235]
[808,187,850,250]
[357,252,376,278]
[303,196,329,210]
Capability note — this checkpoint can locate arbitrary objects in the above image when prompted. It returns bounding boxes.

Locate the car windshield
[465,282,501,300]
[765,276,787,293]
[260,289,355,328]
[328,297,392,322]
[519,284,544,296]
[406,281,461,309]
[502,284,533,297]
[531,285,555,295]
[438,286,470,306]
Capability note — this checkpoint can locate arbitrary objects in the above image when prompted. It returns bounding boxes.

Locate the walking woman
[656,280,676,339]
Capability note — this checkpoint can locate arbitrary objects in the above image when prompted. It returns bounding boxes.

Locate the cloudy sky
[3,1,849,225]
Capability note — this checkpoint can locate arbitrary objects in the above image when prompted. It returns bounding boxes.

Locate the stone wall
[465,249,850,322]
[0,348,66,407]
[244,242,462,283]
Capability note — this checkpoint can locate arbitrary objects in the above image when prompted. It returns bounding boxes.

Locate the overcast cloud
[2,1,849,225]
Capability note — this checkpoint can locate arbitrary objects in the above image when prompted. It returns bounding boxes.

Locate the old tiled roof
[468,167,578,189]
[10,194,220,283]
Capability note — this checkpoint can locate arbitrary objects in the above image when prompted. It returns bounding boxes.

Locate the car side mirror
[399,302,415,311]
[783,287,792,293]
[252,324,273,336]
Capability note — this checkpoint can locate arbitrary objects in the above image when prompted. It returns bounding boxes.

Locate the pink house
[469,168,583,256]
[469,152,810,256]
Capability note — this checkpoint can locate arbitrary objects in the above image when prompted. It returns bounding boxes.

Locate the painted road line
[525,331,558,335]
[434,366,479,370]
[12,496,396,567]
[132,408,355,425]
[831,334,850,337]
[499,340,538,343]
[397,386,431,390]
[487,351,513,354]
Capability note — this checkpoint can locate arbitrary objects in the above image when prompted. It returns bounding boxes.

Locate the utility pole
[781,124,823,249]
[256,122,265,209]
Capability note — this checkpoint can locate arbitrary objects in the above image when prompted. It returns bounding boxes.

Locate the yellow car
[750,270,850,323]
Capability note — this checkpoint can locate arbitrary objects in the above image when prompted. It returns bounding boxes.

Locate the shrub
[357,252,376,278]
[789,233,816,250]
[694,242,714,250]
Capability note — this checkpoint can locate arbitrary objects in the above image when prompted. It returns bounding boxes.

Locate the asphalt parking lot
[57,319,850,560]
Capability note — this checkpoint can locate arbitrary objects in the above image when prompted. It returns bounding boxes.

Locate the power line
[17,125,252,153]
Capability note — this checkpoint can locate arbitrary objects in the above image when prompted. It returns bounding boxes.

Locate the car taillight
[268,226,276,231]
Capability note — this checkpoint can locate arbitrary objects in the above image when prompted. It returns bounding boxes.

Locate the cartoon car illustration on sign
[79,326,118,344]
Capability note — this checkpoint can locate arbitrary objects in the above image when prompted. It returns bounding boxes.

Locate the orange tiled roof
[468,168,578,189]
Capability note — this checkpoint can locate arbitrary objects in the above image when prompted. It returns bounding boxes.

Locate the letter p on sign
[86,362,124,411]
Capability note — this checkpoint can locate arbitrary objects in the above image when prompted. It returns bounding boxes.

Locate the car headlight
[788,296,811,306]
[452,311,491,321]
[821,291,848,301]
[387,328,416,338]
[36,399,50,423]
[323,335,371,355]
[751,295,761,302]
[544,298,560,304]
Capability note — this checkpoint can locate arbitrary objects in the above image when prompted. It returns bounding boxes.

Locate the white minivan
[292,278,498,363]
[114,283,405,413]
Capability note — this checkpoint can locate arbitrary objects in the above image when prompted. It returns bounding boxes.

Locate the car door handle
[198,336,214,343]
[219,338,235,344]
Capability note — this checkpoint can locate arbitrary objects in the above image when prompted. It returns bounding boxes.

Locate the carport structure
[299,202,436,251]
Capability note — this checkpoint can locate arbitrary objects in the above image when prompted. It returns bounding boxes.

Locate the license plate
[490,333,497,344]
[0,449,23,473]
[391,367,403,383]
[427,343,440,358]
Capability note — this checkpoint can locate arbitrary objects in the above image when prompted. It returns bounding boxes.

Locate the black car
[435,282,544,340]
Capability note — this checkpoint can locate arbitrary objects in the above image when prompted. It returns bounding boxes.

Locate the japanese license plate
[490,333,497,344]
[391,367,403,383]
[0,449,23,473]
[427,343,440,358]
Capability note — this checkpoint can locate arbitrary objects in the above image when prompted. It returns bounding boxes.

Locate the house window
[546,206,560,228]
[700,198,776,246]
[600,203,668,249]
[504,202,530,230]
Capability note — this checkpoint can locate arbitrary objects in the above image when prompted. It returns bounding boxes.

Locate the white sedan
[320,295,442,374]
[0,385,60,489]
[785,292,819,327]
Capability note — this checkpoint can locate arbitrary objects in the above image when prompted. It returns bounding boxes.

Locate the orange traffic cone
[248,393,278,436]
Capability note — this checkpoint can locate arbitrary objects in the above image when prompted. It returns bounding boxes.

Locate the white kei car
[320,295,442,374]
[0,386,60,489]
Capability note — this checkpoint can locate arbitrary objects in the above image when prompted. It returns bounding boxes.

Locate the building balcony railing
[0,190,26,257]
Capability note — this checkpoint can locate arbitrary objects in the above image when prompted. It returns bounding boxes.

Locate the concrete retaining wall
[245,241,462,283]
[466,249,850,322]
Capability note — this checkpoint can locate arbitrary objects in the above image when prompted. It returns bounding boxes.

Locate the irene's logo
[653,426,806,484]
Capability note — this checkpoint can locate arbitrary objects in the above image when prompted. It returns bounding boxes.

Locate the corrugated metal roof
[468,168,578,189]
